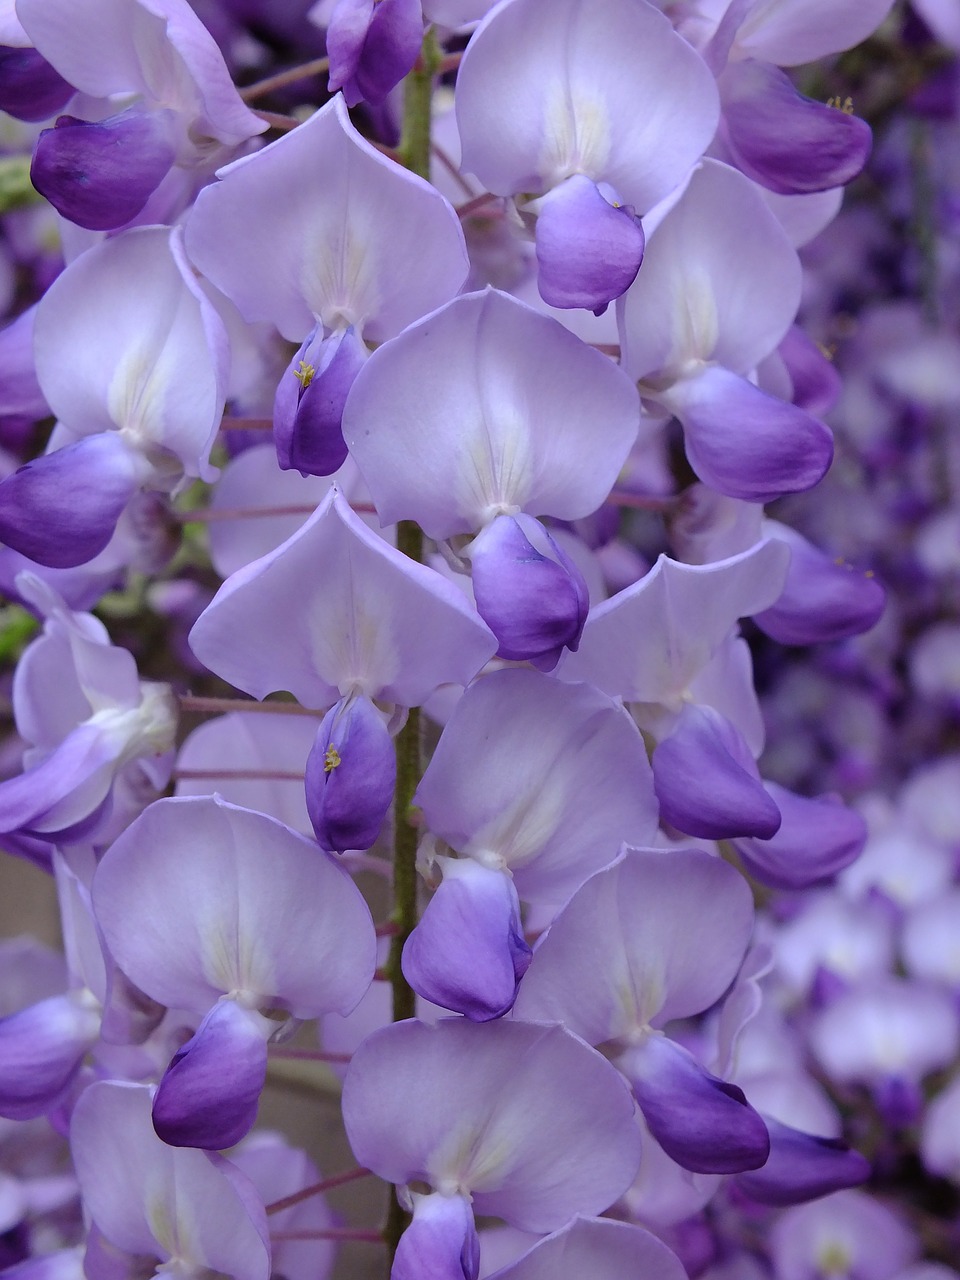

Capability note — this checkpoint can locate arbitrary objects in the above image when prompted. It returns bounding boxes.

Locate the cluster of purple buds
[2,0,958,1278]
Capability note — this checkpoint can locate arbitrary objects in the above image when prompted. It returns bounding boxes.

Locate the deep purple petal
[0,434,147,569]
[534,175,645,315]
[401,860,531,1022]
[31,106,177,231]
[0,45,72,123]
[652,704,781,840]
[305,694,396,853]
[468,513,589,670]
[393,1193,479,1280]
[622,1034,770,1175]
[152,1000,268,1150]
[733,784,867,890]
[664,364,834,503]
[735,1116,870,1207]
[0,994,100,1120]
[328,0,423,107]
[274,326,366,476]
[777,326,843,416]
[754,527,886,646]
[720,59,872,195]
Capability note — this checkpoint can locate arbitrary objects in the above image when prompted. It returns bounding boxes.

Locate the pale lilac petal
[31,107,177,230]
[720,60,872,195]
[401,859,531,1021]
[561,539,789,705]
[393,1192,479,1280]
[146,0,266,145]
[515,846,754,1044]
[733,783,867,890]
[152,999,268,1150]
[810,980,960,1087]
[70,1081,271,1279]
[415,668,658,904]
[467,513,588,669]
[32,225,227,480]
[92,794,376,1018]
[230,1134,335,1280]
[733,1117,870,1207]
[206,444,333,578]
[190,487,496,708]
[769,1191,917,1280]
[662,364,834,502]
[18,0,262,143]
[342,1018,642,1232]
[0,435,149,569]
[732,0,898,65]
[305,694,395,852]
[533,175,644,314]
[175,711,319,835]
[342,289,640,538]
[652,704,781,840]
[184,95,467,343]
[621,1035,770,1174]
[456,0,718,208]
[488,1217,687,1280]
[617,158,802,381]
[0,994,100,1120]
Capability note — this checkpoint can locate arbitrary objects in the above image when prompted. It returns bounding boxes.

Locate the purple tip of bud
[327,0,424,108]
[652,704,781,841]
[534,174,645,315]
[305,694,396,853]
[31,106,177,231]
[0,46,73,123]
[152,999,268,1150]
[274,325,366,477]
[401,859,532,1021]
[0,994,100,1121]
[720,59,873,196]
[734,1116,871,1207]
[468,513,589,671]
[754,538,886,647]
[393,1193,479,1280]
[0,434,147,568]
[622,1034,770,1175]
[733,783,867,891]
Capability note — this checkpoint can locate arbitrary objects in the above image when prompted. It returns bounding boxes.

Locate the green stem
[0,156,43,213]
[383,28,439,1267]
[399,27,441,179]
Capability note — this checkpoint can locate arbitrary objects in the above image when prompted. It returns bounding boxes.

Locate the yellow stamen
[294,361,316,389]
[324,745,342,773]
[826,95,855,114]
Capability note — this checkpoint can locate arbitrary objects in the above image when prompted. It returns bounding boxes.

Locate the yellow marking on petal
[294,361,316,389]
[324,744,342,772]
[817,1242,851,1275]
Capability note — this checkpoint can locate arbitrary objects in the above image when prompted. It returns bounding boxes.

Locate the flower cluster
[1,1,958,1279]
